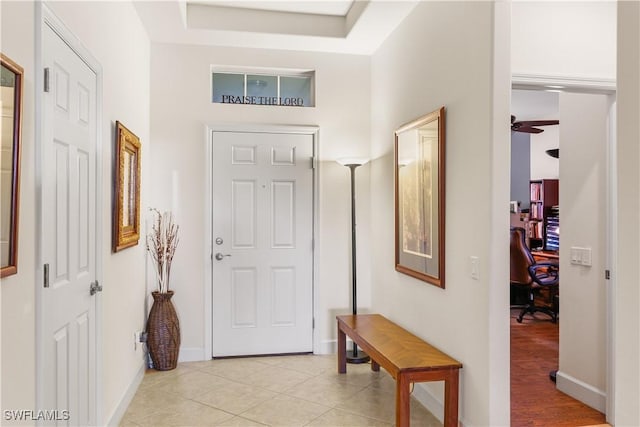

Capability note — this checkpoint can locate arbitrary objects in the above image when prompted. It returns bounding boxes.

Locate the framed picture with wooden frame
[1,53,24,278]
[113,121,141,252]
[394,106,446,288]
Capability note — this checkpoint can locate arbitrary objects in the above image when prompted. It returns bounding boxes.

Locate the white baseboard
[178,347,207,362]
[316,339,337,354]
[316,339,364,355]
[106,363,145,426]
[412,383,444,424]
[183,342,339,359]
[556,370,606,412]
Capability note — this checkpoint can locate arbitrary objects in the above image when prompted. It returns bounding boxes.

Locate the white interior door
[41,22,98,425]
[557,91,610,411]
[212,130,314,357]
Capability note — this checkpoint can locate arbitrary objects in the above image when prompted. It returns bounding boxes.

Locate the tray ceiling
[134,0,419,55]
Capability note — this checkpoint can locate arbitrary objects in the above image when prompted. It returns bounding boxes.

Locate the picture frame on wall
[394,107,446,288]
[113,121,141,252]
[0,53,24,278]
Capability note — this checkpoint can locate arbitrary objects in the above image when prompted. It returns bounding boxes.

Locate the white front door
[212,130,314,357]
[41,22,98,425]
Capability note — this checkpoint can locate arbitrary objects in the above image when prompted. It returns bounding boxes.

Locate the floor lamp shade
[338,159,370,364]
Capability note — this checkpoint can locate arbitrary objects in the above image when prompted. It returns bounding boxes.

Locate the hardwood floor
[510,308,606,427]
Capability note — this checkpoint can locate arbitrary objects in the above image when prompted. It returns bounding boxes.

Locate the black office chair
[510,227,559,323]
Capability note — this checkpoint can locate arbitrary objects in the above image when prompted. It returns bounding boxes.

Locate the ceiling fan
[511,115,559,134]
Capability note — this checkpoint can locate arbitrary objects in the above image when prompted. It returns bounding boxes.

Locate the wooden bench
[337,314,462,427]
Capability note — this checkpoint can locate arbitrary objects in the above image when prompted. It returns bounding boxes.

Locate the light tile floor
[120,354,442,427]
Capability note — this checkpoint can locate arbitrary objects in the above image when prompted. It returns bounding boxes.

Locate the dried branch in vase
[147,209,180,294]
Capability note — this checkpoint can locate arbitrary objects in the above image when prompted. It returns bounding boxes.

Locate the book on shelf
[528,180,559,251]
[530,203,544,219]
[530,183,542,201]
[529,221,544,239]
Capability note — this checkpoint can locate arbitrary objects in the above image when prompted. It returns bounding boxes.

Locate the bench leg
[337,325,346,374]
[371,359,380,372]
[443,369,460,427]
[396,373,410,427]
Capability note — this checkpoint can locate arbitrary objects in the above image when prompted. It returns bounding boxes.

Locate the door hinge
[43,263,49,288]
[605,269,611,280]
[44,67,50,93]
[312,317,315,329]
[310,156,317,170]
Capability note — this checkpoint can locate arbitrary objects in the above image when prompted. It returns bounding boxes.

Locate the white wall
[510,132,531,210]
[512,1,616,81]
[0,1,37,415]
[615,2,640,424]
[1,1,150,425]
[511,89,560,180]
[529,126,559,180]
[149,43,372,358]
[370,2,510,425]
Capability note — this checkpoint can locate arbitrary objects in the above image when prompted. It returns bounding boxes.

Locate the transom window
[211,69,315,107]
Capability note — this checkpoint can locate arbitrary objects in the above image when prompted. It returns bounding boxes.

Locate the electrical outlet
[134,331,146,351]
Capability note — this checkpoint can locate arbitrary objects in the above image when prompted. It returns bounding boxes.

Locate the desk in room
[531,250,559,262]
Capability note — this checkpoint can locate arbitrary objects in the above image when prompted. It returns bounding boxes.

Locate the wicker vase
[146,291,180,371]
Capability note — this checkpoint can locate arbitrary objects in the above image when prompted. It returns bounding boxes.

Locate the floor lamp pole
[345,163,370,364]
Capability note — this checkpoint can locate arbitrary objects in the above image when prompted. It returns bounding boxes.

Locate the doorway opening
[509,84,615,425]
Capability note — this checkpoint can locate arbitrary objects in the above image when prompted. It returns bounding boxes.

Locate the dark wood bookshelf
[529,179,559,251]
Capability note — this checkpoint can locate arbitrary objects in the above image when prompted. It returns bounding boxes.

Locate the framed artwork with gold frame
[1,53,24,278]
[113,121,141,252]
[394,107,446,288]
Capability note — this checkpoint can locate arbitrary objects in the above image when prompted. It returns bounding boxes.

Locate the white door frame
[35,3,104,422]
[511,74,616,422]
[203,123,319,359]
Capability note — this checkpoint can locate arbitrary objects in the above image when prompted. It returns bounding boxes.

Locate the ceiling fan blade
[513,126,544,134]
[516,120,559,127]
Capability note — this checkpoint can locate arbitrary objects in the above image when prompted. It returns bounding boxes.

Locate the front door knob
[215,253,231,261]
[89,280,102,296]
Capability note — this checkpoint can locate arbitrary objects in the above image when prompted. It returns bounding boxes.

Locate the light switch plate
[581,247,592,266]
[570,247,581,265]
[570,247,592,267]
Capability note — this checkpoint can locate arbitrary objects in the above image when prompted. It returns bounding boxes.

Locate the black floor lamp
[338,158,370,364]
